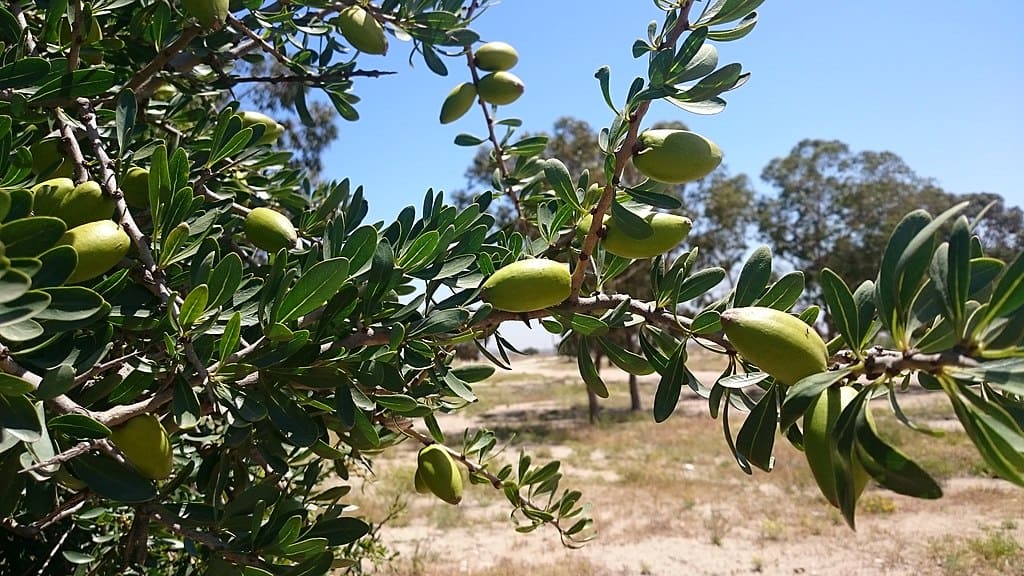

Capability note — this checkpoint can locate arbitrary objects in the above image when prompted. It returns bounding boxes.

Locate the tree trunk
[629,373,641,411]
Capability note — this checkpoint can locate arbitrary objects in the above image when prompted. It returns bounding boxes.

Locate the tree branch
[570,1,696,298]
[125,27,203,95]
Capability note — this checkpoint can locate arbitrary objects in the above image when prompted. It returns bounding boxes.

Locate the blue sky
[317,1,1022,349]
[321,1,1023,223]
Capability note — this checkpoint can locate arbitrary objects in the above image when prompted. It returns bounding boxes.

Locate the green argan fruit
[59,17,103,45]
[34,180,115,229]
[339,5,387,55]
[481,259,570,313]
[244,207,297,252]
[476,71,525,105]
[719,306,828,386]
[30,139,73,179]
[30,178,74,216]
[416,445,463,505]
[632,129,723,184]
[474,41,519,71]
[578,212,692,259]
[109,414,173,480]
[238,111,285,146]
[413,469,430,494]
[182,0,230,28]
[803,386,870,508]
[152,83,179,102]
[59,220,131,283]
[439,82,477,124]
[121,167,150,208]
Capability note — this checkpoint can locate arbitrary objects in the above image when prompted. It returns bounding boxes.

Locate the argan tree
[1,1,1023,575]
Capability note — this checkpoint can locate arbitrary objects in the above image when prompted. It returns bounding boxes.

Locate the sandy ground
[348,356,1024,576]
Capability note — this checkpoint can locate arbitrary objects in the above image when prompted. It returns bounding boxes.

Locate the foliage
[0,1,1022,575]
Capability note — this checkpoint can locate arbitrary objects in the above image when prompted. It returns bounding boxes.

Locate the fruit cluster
[440,41,524,125]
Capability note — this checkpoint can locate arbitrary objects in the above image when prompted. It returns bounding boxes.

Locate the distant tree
[757,139,951,301]
[955,192,1024,262]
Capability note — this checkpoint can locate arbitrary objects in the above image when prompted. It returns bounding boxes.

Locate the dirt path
[350,355,1024,576]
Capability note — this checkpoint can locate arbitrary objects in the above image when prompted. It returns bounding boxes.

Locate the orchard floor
[344,354,1024,576]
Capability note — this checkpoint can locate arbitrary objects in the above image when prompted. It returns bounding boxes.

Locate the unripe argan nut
[803,386,870,508]
[59,220,131,283]
[632,129,722,184]
[477,71,524,106]
[59,18,103,45]
[109,414,173,480]
[182,0,230,28]
[579,212,691,259]
[339,5,388,55]
[440,82,477,124]
[720,306,827,386]
[416,445,463,505]
[30,139,73,179]
[474,41,519,71]
[245,207,297,252]
[413,469,430,494]
[34,180,115,229]
[481,259,570,313]
[238,111,285,146]
[122,167,150,208]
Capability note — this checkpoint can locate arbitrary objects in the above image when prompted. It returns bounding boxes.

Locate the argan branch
[570,0,696,298]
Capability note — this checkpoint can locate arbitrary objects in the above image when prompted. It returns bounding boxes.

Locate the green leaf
[696,0,766,27]
[207,252,243,309]
[653,342,687,422]
[821,268,860,353]
[266,392,319,448]
[35,286,107,322]
[409,308,469,337]
[29,69,116,103]
[708,11,758,41]
[676,267,726,303]
[304,517,370,546]
[942,377,1024,486]
[675,63,743,102]
[986,250,1024,322]
[115,89,136,158]
[0,291,51,327]
[0,393,41,442]
[178,284,208,329]
[690,309,722,334]
[0,58,50,90]
[0,373,34,395]
[855,406,942,498]
[35,364,75,400]
[597,336,655,375]
[735,383,779,472]
[543,159,582,212]
[454,133,485,147]
[340,225,378,276]
[68,452,156,503]
[396,230,439,272]
[733,245,771,307]
[568,314,608,336]
[609,200,653,240]
[779,369,854,431]
[1,216,65,258]
[47,413,111,439]
[451,364,495,383]
[0,268,30,305]
[219,312,242,365]
[277,258,350,324]
[753,271,804,311]
[577,338,608,399]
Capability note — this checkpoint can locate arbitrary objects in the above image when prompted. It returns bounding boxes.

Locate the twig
[65,0,84,72]
[125,27,203,94]
[227,15,293,69]
[32,493,89,532]
[570,1,696,298]
[20,440,100,474]
[223,69,396,85]
[36,524,75,575]
[10,0,38,54]
[146,505,274,571]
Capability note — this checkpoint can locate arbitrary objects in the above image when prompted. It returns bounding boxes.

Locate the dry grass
[345,354,1024,576]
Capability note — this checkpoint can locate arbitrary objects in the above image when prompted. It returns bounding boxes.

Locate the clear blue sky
[321,1,1023,225]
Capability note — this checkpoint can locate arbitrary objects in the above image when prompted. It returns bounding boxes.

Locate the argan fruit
[632,129,722,184]
[30,139,73,179]
[416,445,463,505]
[477,71,524,106]
[474,41,518,71]
[413,469,430,494]
[182,0,230,29]
[578,212,691,259]
[59,17,103,45]
[244,207,297,252]
[803,386,870,508]
[238,111,285,146]
[439,82,477,125]
[109,414,173,480]
[121,167,150,208]
[481,259,570,313]
[339,5,387,55]
[34,180,115,229]
[719,306,828,386]
[59,220,131,283]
